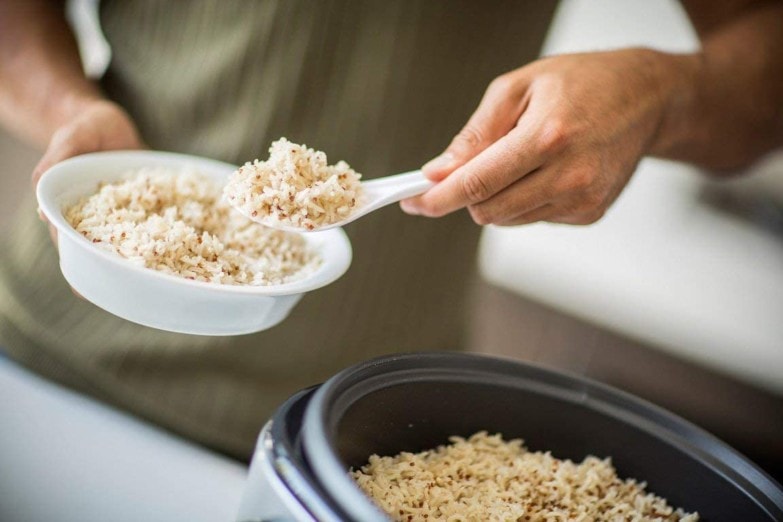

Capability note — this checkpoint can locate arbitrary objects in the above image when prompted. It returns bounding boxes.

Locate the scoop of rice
[65,167,320,286]
[351,431,699,522]
[223,138,362,230]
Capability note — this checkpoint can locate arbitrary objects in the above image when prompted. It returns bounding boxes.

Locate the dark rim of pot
[300,352,783,521]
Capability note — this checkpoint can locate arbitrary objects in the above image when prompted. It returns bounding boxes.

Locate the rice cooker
[235,352,783,521]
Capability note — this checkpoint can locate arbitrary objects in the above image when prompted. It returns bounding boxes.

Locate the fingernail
[400,200,420,215]
[422,152,455,173]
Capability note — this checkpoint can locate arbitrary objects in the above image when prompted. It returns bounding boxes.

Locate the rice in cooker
[65,167,320,285]
[351,431,699,522]
[223,138,363,230]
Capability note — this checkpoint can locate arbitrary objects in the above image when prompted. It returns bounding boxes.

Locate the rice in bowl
[223,138,363,230]
[351,431,699,522]
[65,167,320,286]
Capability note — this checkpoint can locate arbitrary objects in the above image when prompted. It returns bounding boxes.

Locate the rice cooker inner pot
[298,352,783,522]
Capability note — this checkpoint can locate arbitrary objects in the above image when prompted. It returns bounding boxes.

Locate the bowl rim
[301,352,783,521]
[36,150,353,297]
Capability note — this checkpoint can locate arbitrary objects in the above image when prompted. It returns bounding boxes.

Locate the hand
[32,98,145,186]
[401,49,678,225]
[33,99,145,243]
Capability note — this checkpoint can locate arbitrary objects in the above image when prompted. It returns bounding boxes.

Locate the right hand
[33,99,145,244]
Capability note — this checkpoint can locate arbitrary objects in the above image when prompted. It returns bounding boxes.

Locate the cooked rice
[223,137,362,230]
[65,167,320,285]
[351,431,699,522]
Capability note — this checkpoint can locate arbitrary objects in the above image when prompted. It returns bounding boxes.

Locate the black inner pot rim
[300,352,783,521]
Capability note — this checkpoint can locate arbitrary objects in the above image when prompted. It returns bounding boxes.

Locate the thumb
[31,134,86,188]
[422,73,531,182]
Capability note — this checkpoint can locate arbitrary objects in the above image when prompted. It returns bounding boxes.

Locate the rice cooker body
[237,388,347,522]
[239,353,783,522]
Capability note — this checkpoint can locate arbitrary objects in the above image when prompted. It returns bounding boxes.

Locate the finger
[404,125,544,217]
[494,204,556,226]
[47,224,58,250]
[422,73,532,182]
[31,131,87,188]
[464,167,556,225]
[496,203,606,227]
[70,287,85,300]
[37,204,58,252]
[550,208,607,226]
[32,156,55,190]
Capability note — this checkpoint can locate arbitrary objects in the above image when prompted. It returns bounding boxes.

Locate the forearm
[0,0,103,148]
[649,2,783,171]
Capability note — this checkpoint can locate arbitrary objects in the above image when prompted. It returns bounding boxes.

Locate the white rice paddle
[244,169,435,232]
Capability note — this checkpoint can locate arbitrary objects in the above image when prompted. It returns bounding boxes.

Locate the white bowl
[36,151,352,336]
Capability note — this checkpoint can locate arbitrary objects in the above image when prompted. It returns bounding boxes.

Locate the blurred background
[1,0,781,521]
[473,0,783,477]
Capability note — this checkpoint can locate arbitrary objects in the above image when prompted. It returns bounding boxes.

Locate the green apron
[0,0,556,459]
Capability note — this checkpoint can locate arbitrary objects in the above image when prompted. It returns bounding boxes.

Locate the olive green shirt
[0,0,556,459]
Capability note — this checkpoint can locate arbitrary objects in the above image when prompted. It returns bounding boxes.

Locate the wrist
[644,50,704,158]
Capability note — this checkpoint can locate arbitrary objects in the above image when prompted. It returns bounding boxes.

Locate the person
[0,0,781,464]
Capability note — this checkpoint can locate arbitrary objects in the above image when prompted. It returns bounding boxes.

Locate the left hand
[401,49,678,225]
[33,98,145,248]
